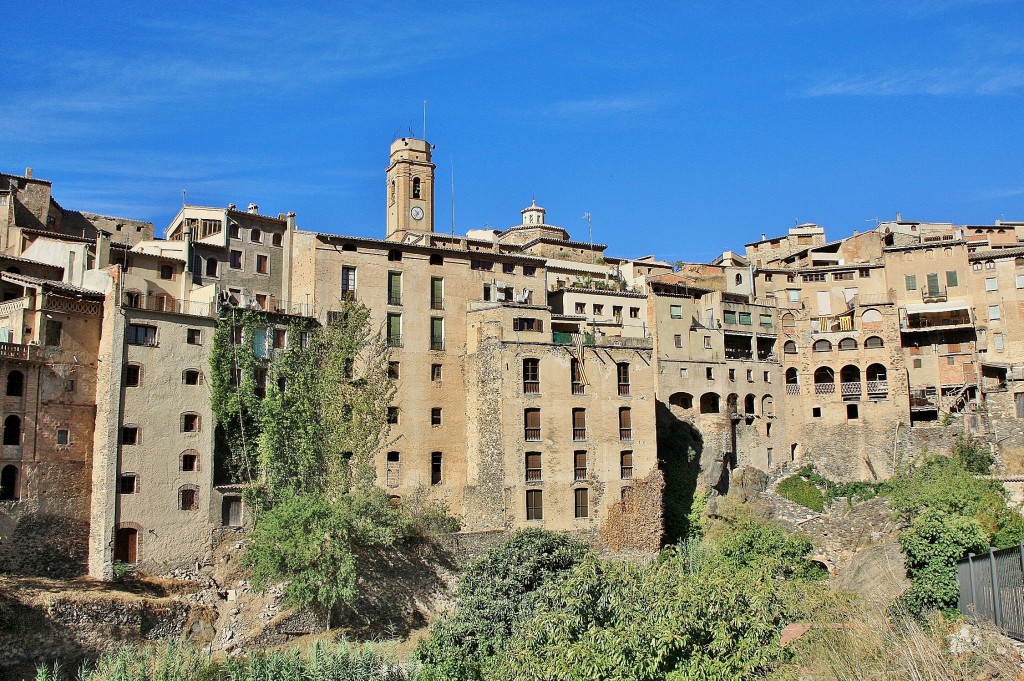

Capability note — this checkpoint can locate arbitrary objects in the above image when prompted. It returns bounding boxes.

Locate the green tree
[898,509,987,614]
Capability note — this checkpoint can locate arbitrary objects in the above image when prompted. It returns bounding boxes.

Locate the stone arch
[813,366,835,385]
[3,415,21,445]
[783,340,797,354]
[0,464,17,500]
[762,394,775,416]
[864,335,884,349]
[668,392,693,409]
[6,370,23,397]
[744,394,756,415]
[862,308,883,324]
[785,367,799,384]
[867,363,887,381]
[699,392,720,414]
[781,312,796,329]
[726,393,738,414]
[838,337,857,351]
[813,339,832,352]
[840,364,861,383]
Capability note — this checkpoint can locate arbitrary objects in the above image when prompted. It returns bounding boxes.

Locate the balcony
[574,467,588,481]
[921,286,947,303]
[124,294,215,317]
[0,342,32,360]
[786,384,800,395]
[526,468,542,482]
[573,428,587,441]
[724,347,754,360]
[523,381,540,395]
[620,466,634,480]
[814,382,835,395]
[553,332,595,346]
[430,339,445,351]
[524,428,541,441]
[867,380,888,397]
[387,335,403,348]
[619,428,632,441]
[909,390,938,410]
[840,382,862,400]
[618,383,630,396]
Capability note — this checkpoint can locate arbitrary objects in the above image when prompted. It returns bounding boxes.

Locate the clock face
[410,206,424,221]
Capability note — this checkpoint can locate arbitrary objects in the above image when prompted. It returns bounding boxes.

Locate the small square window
[704,336,711,349]
[812,407,822,418]
[679,368,687,378]
[56,428,70,446]
[179,488,198,511]
[181,414,200,432]
[159,264,173,280]
[122,426,139,445]
[575,302,586,314]
[706,367,714,380]
[846,403,859,420]
[182,453,198,471]
[629,307,639,318]
[913,358,923,368]
[119,474,138,494]
[670,305,682,319]
[186,329,202,345]
[256,254,269,274]
[431,408,442,426]
[229,250,243,269]
[503,263,515,274]
[125,364,141,387]
[523,266,536,276]
[388,407,399,424]
[431,364,442,381]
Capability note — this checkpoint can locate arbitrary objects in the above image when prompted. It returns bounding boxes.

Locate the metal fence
[957,544,1024,641]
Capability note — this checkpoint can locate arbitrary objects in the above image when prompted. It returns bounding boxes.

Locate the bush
[776,473,826,512]
[952,433,994,474]
[898,509,987,614]
[416,528,588,681]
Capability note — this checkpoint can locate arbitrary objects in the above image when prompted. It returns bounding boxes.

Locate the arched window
[0,464,17,500]
[813,339,832,352]
[341,243,357,252]
[205,257,218,277]
[814,367,834,384]
[3,415,21,446]
[867,363,888,382]
[864,336,884,349]
[783,340,797,354]
[782,313,796,329]
[785,367,799,385]
[840,365,861,383]
[862,308,882,324]
[182,369,202,385]
[412,177,421,199]
[744,394,756,415]
[669,392,693,409]
[762,395,775,416]
[250,229,262,244]
[735,273,743,286]
[700,393,720,414]
[6,370,24,397]
[838,338,858,351]
[180,449,200,472]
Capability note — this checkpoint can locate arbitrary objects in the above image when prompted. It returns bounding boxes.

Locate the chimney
[24,167,32,179]
[761,233,766,241]
[247,203,259,214]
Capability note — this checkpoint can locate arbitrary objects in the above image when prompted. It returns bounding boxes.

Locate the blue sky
[3,2,1023,263]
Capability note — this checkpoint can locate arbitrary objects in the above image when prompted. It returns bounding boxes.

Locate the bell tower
[386,137,435,239]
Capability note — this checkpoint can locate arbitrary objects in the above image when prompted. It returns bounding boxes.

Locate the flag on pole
[571,332,590,385]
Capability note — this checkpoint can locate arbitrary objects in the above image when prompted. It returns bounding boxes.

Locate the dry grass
[779,597,1024,680]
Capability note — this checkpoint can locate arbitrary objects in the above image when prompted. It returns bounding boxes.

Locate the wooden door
[222,496,242,527]
[115,528,137,564]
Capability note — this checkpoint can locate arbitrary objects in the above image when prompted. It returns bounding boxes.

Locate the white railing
[814,383,835,395]
[866,380,888,395]
[840,382,862,397]
[786,384,800,395]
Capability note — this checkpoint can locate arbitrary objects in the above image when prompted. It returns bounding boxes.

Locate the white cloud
[805,65,1024,97]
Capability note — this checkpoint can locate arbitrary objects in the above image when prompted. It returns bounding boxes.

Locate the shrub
[898,509,987,614]
[776,472,825,512]
[951,433,994,474]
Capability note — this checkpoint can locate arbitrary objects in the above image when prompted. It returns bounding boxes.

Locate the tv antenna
[423,100,427,140]
[582,212,594,263]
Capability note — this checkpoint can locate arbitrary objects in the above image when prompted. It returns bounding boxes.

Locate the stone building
[2,143,1024,579]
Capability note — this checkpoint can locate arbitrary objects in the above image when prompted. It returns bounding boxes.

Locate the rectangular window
[512,317,543,332]
[617,363,630,396]
[386,452,400,488]
[630,307,639,318]
[747,369,754,382]
[946,270,959,287]
[728,368,735,381]
[56,428,70,446]
[524,408,541,441]
[526,489,543,520]
[574,450,588,481]
[1016,392,1024,419]
[759,314,772,327]
[179,488,198,511]
[593,304,604,316]
[574,488,589,519]
[704,336,711,349]
[523,358,540,394]
[182,453,198,471]
[45,320,63,346]
[230,250,243,269]
[503,262,515,274]
[431,407,442,426]
[706,366,714,380]
[119,475,138,494]
[387,314,402,347]
[670,305,682,319]
[738,312,751,325]
[723,310,736,324]
[127,324,157,346]
[989,305,1001,321]
[181,414,200,432]
[619,407,632,441]
[431,452,442,485]
[256,254,269,274]
[272,328,286,349]
[121,426,139,446]
[905,274,917,291]
[1017,274,1024,289]
[471,259,493,271]
[572,408,586,441]
[575,302,585,314]
[994,334,1005,351]
[679,368,687,378]
[620,451,633,480]
[525,452,542,482]
[788,290,799,302]
[571,358,585,395]
[613,305,623,318]
[523,266,536,276]
[388,271,402,306]
[430,317,444,350]
[125,364,141,387]
[341,266,357,298]
[986,277,998,292]
[187,328,202,345]
[272,233,283,247]
[674,334,682,348]
[431,364,442,381]
[431,277,444,310]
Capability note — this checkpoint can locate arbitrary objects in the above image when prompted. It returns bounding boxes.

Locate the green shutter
[905,275,917,291]
[432,277,443,301]
[926,273,939,293]
[388,272,401,301]
[946,270,958,287]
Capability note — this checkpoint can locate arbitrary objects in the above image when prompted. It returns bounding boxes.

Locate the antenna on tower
[582,212,594,263]
[423,100,428,140]
[450,158,456,237]
[182,190,187,207]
